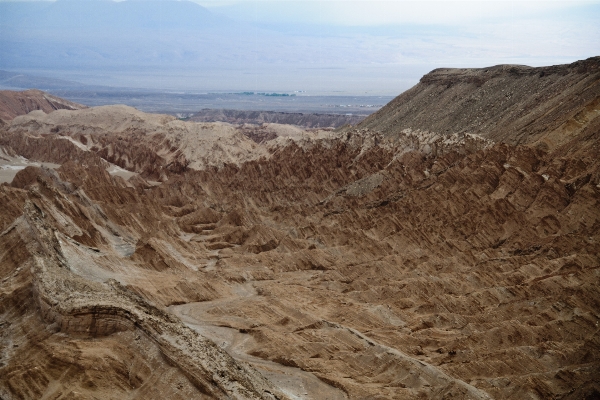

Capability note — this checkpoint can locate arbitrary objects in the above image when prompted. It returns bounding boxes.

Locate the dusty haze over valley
[1,0,600,399]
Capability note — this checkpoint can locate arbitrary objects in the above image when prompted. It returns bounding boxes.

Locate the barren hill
[358,56,600,150]
[0,59,599,399]
[0,89,86,122]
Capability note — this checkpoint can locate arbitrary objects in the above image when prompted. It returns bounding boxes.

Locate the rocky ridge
[189,109,365,129]
[0,89,86,123]
[3,105,268,180]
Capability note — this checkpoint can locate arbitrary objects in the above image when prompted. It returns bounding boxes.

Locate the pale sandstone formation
[6,105,269,180]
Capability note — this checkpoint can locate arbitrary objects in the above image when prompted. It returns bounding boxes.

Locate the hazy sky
[198,0,597,26]
[1,0,599,94]
[199,0,600,64]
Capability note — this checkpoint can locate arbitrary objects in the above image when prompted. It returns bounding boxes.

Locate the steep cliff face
[357,57,600,150]
[0,89,86,122]
[0,59,599,399]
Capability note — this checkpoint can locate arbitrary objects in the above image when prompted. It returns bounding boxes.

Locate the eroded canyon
[1,58,599,399]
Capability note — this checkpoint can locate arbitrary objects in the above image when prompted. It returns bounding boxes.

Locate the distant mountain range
[0,70,98,91]
[0,0,233,70]
[0,0,426,93]
[0,74,390,119]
